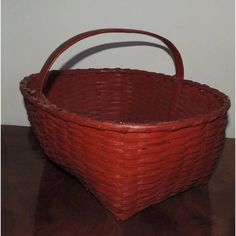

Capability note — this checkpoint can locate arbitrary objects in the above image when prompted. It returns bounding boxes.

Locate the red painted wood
[19,29,230,220]
[39,28,184,94]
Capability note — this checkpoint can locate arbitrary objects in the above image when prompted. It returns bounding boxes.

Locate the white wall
[2,0,234,137]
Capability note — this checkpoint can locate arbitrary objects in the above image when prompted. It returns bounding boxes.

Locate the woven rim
[20,68,230,133]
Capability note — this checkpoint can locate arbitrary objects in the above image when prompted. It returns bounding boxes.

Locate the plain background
[2,0,235,138]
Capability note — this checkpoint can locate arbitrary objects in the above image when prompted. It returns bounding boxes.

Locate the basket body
[21,69,229,220]
[20,29,230,220]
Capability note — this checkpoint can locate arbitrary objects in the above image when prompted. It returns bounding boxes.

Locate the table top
[2,125,235,236]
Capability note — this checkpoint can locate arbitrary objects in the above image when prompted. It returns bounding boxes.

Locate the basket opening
[40,69,223,124]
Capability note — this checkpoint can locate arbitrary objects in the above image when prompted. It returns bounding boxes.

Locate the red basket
[20,29,230,220]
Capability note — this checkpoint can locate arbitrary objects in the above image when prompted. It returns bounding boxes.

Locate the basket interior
[38,69,223,124]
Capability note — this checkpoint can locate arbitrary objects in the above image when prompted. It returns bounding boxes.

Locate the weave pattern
[21,69,229,220]
[20,28,230,220]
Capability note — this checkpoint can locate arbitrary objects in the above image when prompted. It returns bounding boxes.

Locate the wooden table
[2,125,235,236]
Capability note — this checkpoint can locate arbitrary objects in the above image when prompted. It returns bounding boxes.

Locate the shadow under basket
[20,29,230,220]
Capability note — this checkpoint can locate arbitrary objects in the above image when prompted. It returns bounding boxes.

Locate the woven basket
[20,29,230,220]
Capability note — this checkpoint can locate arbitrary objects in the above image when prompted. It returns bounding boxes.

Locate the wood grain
[2,125,234,236]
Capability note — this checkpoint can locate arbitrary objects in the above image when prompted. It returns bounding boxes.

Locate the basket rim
[20,68,230,133]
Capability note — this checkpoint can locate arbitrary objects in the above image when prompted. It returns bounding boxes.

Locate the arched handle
[39,28,184,95]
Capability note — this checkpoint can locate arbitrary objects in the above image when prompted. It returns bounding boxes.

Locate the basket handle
[39,28,184,95]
